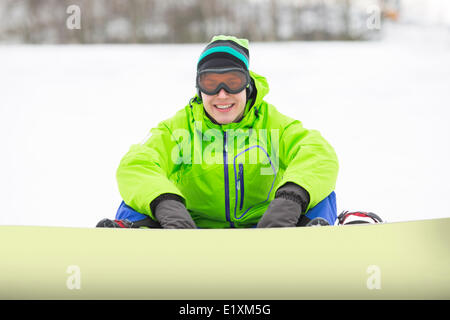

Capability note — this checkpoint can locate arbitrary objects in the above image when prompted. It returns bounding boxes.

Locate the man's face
[201,88,247,124]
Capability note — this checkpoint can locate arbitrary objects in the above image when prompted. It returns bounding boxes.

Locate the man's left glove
[256,182,310,228]
[151,194,197,229]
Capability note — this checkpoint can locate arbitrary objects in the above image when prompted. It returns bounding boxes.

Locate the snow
[1,25,449,227]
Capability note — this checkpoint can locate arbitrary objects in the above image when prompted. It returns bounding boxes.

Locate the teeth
[215,104,233,109]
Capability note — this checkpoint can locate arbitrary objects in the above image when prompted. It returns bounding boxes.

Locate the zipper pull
[223,131,227,152]
[239,163,244,211]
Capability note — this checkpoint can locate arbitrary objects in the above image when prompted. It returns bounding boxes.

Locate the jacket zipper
[233,145,277,220]
[223,131,233,227]
[238,163,244,210]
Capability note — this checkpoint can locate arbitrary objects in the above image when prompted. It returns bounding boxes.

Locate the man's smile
[214,103,235,112]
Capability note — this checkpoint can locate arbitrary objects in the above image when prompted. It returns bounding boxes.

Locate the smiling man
[97,35,340,229]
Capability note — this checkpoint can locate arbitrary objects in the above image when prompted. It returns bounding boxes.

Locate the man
[97,35,340,229]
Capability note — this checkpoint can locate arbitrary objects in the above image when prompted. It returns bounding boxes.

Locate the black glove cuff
[150,193,185,215]
[275,182,310,213]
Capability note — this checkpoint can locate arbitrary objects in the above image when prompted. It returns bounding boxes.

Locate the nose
[217,88,229,98]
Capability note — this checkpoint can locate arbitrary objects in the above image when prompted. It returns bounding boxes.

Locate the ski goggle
[196,68,250,95]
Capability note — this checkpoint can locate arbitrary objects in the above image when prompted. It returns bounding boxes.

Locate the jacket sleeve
[116,121,185,220]
[276,120,339,212]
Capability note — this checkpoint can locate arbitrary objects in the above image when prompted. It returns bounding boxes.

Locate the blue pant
[302,191,337,226]
[116,191,337,227]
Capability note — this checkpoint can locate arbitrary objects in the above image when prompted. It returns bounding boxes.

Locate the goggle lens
[198,70,248,95]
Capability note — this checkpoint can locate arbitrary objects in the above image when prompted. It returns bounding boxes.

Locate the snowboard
[0,217,449,299]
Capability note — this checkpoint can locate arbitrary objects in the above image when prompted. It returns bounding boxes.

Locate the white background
[1,24,449,227]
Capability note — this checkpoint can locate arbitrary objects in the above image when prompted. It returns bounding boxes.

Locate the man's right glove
[151,194,197,229]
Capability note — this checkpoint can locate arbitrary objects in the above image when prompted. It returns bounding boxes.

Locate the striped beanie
[197,35,250,75]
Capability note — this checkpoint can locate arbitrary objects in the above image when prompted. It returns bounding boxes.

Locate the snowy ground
[1,25,449,227]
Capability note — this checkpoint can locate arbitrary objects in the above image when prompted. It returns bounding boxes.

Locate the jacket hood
[247,70,270,112]
[191,70,270,130]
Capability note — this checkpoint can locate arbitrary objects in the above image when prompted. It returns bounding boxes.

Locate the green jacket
[117,70,339,228]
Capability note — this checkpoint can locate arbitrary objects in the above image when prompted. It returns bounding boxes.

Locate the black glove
[256,182,310,228]
[151,194,197,229]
